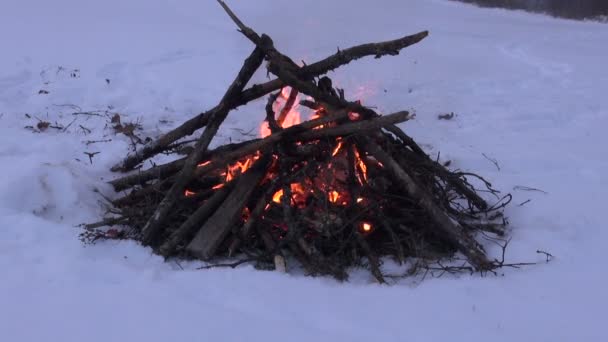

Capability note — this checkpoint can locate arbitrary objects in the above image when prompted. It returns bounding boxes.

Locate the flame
[354,148,368,184]
[272,183,308,206]
[184,190,196,197]
[328,190,340,203]
[356,197,364,203]
[360,222,373,233]
[212,183,224,190]
[260,87,302,138]
[225,155,256,182]
[331,139,344,157]
[272,189,284,204]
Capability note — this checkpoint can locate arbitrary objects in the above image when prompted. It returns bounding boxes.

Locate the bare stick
[277,88,299,126]
[159,181,235,256]
[358,138,491,270]
[140,47,265,246]
[192,110,409,180]
[355,232,386,284]
[112,10,427,172]
[228,181,282,256]
[186,156,271,259]
[109,140,253,191]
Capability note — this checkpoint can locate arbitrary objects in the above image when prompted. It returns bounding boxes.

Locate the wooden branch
[140,47,265,246]
[186,155,271,260]
[355,232,385,284]
[109,140,253,191]
[192,109,350,178]
[297,111,410,141]
[277,88,299,126]
[357,138,491,270]
[304,31,428,75]
[217,1,416,120]
[379,218,405,265]
[228,181,282,256]
[265,92,281,133]
[191,110,408,181]
[386,129,488,210]
[217,0,262,44]
[158,181,235,257]
[112,23,427,172]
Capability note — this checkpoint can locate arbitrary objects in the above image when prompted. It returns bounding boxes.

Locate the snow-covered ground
[1,0,607,340]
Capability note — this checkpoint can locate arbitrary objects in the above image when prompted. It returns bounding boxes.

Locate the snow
[1,0,607,340]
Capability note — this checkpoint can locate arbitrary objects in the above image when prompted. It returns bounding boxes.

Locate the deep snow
[1,0,607,341]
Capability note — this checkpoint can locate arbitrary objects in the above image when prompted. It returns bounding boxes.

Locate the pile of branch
[84,1,511,282]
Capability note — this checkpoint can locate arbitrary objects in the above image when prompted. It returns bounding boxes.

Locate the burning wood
[84,1,512,282]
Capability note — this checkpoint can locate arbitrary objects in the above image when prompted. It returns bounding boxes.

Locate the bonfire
[84,1,511,282]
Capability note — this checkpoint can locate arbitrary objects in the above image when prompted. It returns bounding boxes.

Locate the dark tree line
[454,0,608,19]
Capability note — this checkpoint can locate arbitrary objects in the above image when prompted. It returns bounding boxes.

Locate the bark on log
[159,181,235,256]
[186,156,270,260]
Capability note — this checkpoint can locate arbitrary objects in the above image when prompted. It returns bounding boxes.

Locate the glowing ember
[197,160,211,167]
[354,148,368,184]
[184,190,196,197]
[331,140,344,157]
[356,197,364,203]
[348,112,361,121]
[272,189,284,204]
[212,183,224,190]
[328,190,340,203]
[225,156,256,182]
[360,222,373,233]
[271,183,308,206]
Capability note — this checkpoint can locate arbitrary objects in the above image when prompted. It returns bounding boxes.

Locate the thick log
[159,181,235,256]
[358,138,491,270]
[186,156,270,260]
[228,181,282,256]
[141,47,265,246]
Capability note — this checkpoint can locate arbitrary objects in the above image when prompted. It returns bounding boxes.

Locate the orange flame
[184,190,196,197]
[354,148,368,184]
[328,190,340,203]
[331,140,344,157]
[272,183,308,206]
[260,87,302,138]
[226,156,256,182]
[272,189,284,204]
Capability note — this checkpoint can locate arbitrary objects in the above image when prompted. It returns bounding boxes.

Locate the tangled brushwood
[83,1,513,282]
